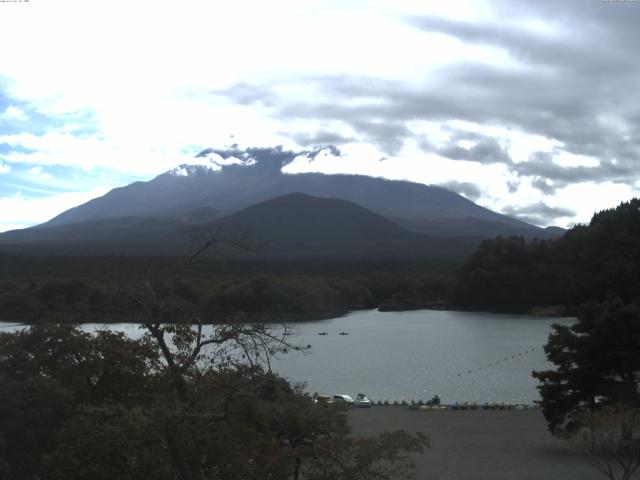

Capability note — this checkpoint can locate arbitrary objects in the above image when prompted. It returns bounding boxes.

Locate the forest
[452,198,640,313]
[2,199,640,322]
[0,252,453,323]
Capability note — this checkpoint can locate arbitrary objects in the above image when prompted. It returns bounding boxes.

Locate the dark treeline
[0,252,455,323]
[452,198,640,314]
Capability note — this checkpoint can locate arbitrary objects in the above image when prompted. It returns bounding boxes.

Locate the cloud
[0,162,10,174]
[0,223,29,232]
[0,130,198,176]
[0,0,639,229]
[27,166,50,181]
[210,83,277,107]
[218,66,638,193]
[287,130,354,148]
[432,130,512,164]
[210,2,640,199]
[438,181,483,201]
[0,187,110,233]
[516,151,635,188]
[502,202,575,226]
[1,105,27,122]
[530,177,555,196]
[404,7,640,177]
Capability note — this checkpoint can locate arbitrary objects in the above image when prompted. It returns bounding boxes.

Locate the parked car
[312,394,333,405]
[354,393,372,408]
[332,394,355,405]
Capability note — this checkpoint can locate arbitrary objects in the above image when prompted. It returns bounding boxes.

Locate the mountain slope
[0,217,190,254]
[39,147,559,239]
[0,193,479,258]
[213,192,415,256]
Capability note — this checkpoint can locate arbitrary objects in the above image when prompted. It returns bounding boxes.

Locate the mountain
[0,193,477,258]
[38,147,560,239]
[214,192,414,256]
[0,217,190,254]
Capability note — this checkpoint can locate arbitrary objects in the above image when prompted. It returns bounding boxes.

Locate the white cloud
[0,130,198,176]
[0,187,110,232]
[0,223,29,233]
[553,152,600,168]
[0,0,499,176]
[28,166,50,180]
[0,0,636,231]
[284,144,515,196]
[551,182,640,227]
[0,106,28,122]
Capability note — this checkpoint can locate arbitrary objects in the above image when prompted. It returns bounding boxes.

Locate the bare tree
[121,227,304,396]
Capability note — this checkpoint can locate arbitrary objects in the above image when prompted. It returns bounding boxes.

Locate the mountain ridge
[0,192,480,259]
[37,146,561,240]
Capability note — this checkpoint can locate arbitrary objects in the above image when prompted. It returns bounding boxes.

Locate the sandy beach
[349,407,608,480]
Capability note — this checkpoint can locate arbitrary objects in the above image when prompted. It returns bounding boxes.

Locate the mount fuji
[0,146,562,257]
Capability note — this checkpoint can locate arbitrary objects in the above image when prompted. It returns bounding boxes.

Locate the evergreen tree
[533,300,640,436]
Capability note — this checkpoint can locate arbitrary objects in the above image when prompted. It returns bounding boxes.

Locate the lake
[0,309,574,404]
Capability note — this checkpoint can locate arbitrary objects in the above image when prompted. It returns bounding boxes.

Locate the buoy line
[455,347,538,377]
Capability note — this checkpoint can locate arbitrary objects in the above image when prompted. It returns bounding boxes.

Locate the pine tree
[533,300,640,436]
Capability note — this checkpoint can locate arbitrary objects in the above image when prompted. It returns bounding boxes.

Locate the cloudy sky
[1,0,639,232]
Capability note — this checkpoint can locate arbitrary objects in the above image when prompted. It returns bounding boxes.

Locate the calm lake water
[0,309,574,404]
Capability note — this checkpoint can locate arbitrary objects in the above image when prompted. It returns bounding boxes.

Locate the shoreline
[0,305,576,327]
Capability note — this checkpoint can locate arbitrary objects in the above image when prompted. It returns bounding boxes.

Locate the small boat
[339,332,349,336]
[318,331,328,336]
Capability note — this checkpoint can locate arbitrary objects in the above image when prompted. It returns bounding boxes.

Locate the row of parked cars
[313,393,372,407]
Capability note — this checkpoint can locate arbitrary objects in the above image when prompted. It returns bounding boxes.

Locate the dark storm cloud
[530,178,556,196]
[288,130,354,147]
[348,119,412,155]
[434,130,512,165]
[502,202,575,226]
[438,181,483,201]
[405,2,640,177]
[517,151,636,186]
[213,1,640,190]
